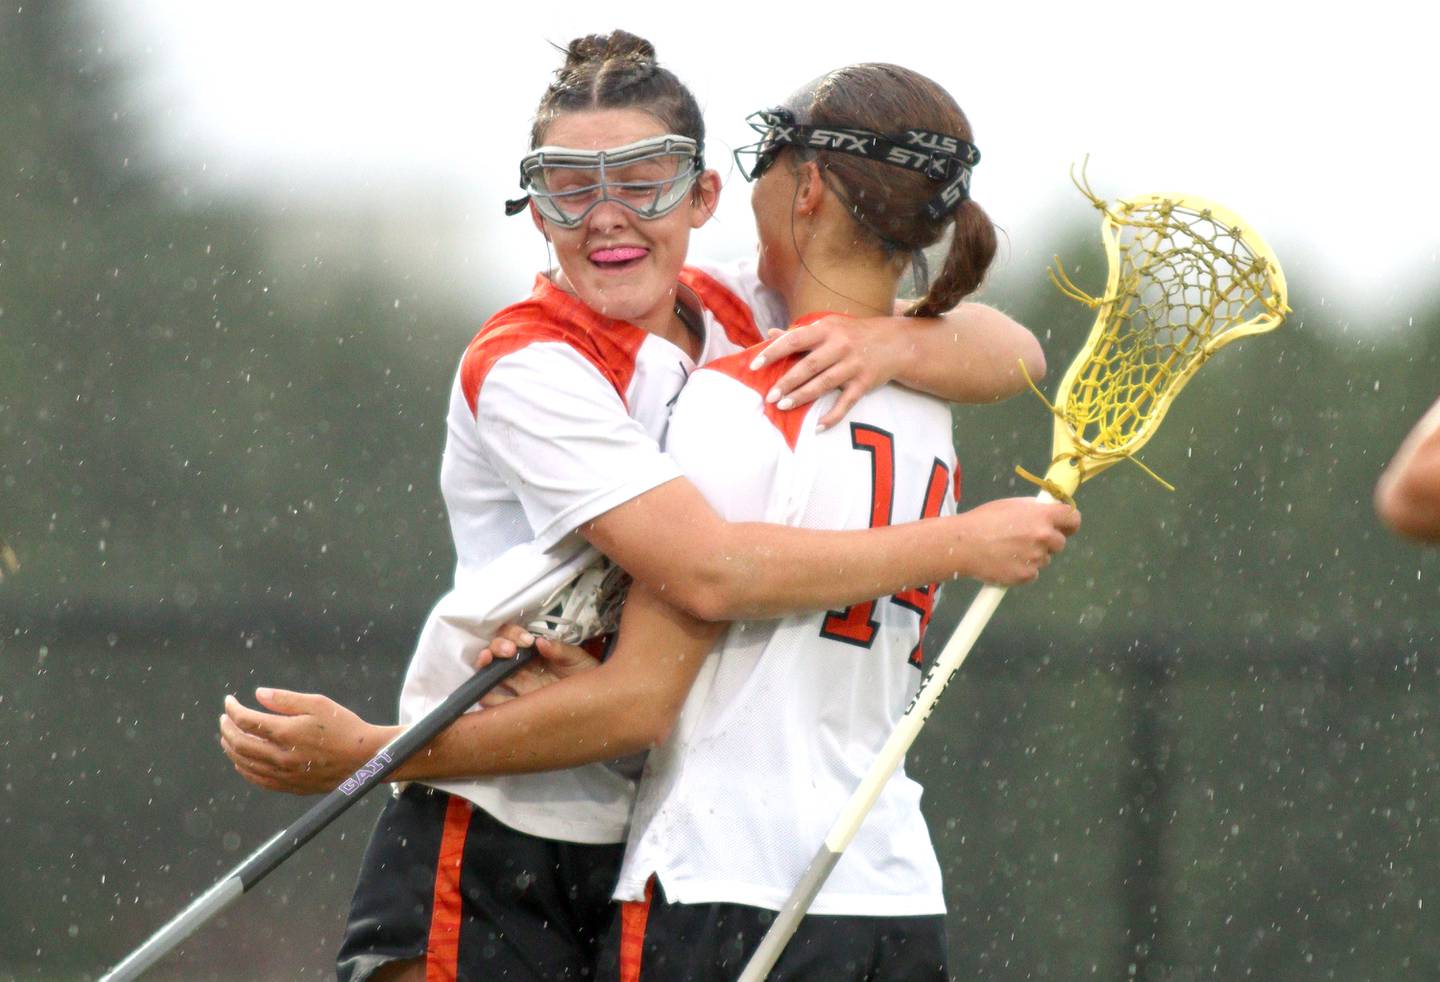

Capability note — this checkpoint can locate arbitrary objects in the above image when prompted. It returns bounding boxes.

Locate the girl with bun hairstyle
[222,35,1076,981]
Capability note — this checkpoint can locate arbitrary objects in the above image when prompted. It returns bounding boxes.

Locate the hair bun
[531,30,700,153]
[563,30,656,72]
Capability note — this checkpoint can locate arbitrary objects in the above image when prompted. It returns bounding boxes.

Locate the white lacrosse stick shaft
[739,491,1054,981]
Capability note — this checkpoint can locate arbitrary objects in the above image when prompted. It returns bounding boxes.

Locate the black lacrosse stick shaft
[99,648,536,981]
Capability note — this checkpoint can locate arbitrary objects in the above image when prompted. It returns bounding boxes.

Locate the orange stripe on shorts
[618,876,656,982]
[426,795,473,982]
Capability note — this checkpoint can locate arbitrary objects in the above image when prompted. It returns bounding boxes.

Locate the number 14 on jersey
[819,423,953,668]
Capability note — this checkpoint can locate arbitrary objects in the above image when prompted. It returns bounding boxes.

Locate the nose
[583,196,631,235]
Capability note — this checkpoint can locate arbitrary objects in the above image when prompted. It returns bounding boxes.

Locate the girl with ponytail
[583,67,1052,978]
[223,37,1076,981]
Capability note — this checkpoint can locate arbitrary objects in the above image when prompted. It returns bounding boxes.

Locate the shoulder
[681,258,786,347]
[692,309,827,403]
[695,342,785,397]
[458,302,586,414]
[685,343,813,452]
[459,280,645,414]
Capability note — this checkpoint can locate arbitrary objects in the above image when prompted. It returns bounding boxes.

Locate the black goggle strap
[744,108,980,219]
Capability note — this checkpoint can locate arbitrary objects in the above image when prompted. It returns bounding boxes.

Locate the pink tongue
[592,246,648,263]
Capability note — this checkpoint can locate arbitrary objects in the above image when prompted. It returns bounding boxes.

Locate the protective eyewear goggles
[732,108,981,220]
[504,135,702,229]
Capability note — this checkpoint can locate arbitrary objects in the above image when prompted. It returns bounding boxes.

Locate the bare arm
[474,328,1062,624]
[1375,396,1440,543]
[913,302,1048,401]
[399,585,715,778]
[756,303,1046,428]
[219,494,1081,791]
[584,479,1080,621]
[220,584,718,791]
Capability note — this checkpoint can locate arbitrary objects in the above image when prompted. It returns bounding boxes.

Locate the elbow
[983,303,1046,385]
[617,692,682,753]
[629,519,760,620]
[644,713,678,751]
[640,688,693,750]
[986,325,1046,402]
[671,587,739,623]
[1019,335,1047,384]
[1376,475,1440,542]
[612,721,674,758]
[660,561,748,622]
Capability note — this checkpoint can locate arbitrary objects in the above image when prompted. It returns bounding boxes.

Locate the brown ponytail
[792,64,997,316]
[531,31,704,154]
[910,198,998,318]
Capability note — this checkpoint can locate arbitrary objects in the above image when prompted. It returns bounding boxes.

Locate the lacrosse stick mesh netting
[1026,175,1289,500]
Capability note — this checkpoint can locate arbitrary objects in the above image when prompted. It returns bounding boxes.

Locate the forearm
[686,516,985,620]
[888,303,1045,403]
[588,479,994,621]
[391,588,721,781]
[388,667,663,781]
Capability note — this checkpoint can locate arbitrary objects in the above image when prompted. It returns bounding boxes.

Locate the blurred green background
[3,5,1437,980]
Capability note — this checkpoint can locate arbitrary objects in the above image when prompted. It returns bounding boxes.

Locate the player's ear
[793,160,824,217]
[529,200,549,239]
[690,169,722,229]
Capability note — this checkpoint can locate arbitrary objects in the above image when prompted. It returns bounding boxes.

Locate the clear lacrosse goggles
[503,134,702,228]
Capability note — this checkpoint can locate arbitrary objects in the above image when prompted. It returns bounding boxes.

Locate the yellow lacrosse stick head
[1028,171,1289,501]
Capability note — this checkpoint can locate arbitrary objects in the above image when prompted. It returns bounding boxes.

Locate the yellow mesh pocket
[1024,169,1289,499]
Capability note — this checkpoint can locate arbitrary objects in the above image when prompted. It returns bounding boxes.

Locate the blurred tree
[1,2,467,632]
[2,3,1438,979]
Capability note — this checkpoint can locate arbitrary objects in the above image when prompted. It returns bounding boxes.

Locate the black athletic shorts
[337,784,625,981]
[598,878,949,981]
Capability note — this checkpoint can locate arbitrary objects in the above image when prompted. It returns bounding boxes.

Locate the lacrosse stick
[739,173,1289,981]
[100,556,630,981]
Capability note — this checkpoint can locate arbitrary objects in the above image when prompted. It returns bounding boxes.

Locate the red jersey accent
[893,459,953,667]
[459,274,649,415]
[425,795,473,981]
[819,424,896,648]
[697,312,844,451]
[702,345,808,451]
[618,876,656,982]
[679,266,765,350]
[852,425,896,528]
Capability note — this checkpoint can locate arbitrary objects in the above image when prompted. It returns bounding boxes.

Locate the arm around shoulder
[583,478,1081,621]
[580,478,763,622]
[888,301,1046,404]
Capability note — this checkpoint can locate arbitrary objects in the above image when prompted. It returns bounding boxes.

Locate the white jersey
[615,323,959,913]
[398,262,781,845]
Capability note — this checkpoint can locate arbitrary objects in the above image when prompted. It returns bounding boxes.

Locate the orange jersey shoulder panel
[679,266,764,350]
[699,342,810,452]
[697,312,845,451]
[460,275,648,416]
